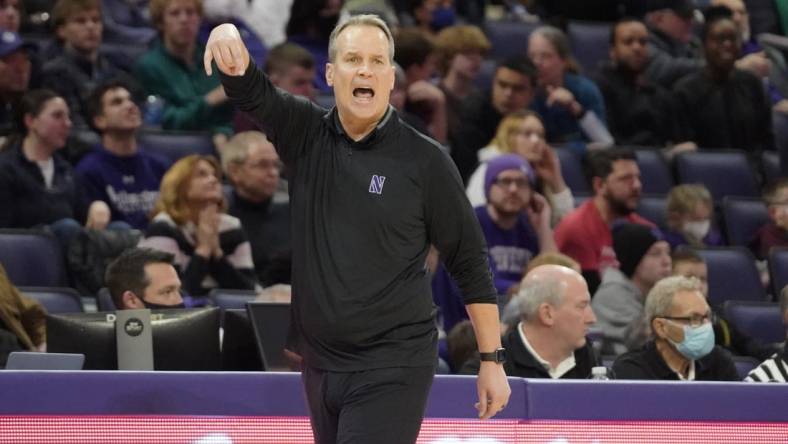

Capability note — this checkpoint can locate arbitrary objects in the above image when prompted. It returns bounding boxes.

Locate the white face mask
[683,220,710,241]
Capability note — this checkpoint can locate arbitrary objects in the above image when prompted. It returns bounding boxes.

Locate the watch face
[495,348,507,363]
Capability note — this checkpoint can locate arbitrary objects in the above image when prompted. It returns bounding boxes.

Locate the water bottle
[590,366,611,380]
[143,95,165,127]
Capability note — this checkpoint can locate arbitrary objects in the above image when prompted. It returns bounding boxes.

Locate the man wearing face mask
[105,247,186,310]
[613,275,739,381]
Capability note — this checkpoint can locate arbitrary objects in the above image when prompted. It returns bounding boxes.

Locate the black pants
[302,365,435,444]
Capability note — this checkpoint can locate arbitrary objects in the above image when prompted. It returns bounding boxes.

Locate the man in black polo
[204,14,510,444]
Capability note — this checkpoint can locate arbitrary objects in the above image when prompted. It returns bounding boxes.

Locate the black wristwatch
[479,347,507,364]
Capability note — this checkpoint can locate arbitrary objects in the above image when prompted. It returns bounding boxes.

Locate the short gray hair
[516,279,565,322]
[219,131,269,173]
[644,275,703,325]
[328,14,395,63]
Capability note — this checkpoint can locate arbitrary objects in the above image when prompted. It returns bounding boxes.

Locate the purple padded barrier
[423,375,527,419]
[524,379,788,422]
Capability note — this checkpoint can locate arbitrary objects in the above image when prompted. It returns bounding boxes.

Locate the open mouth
[353,87,375,99]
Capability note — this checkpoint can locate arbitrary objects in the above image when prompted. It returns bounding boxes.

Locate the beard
[605,192,635,217]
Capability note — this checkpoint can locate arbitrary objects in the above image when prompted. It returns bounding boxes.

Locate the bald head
[518,265,589,322]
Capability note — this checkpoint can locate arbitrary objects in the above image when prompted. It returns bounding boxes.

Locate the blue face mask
[669,322,715,360]
[430,6,456,31]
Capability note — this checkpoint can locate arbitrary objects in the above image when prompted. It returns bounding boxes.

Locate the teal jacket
[134,40,233,134]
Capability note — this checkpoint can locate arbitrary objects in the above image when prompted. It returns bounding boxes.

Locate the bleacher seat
[723,300,784,344]
[675,150,760,201]
[554,146,590,194]
[19,287,84,314]
[209,289,258,310]
[96,287,116,312]
[138,130,216,166]
[762,151,781,185]
[721,197,769,247]
[696,247,766,308]
[732,355,761,380]
[637,195,668,228]
[484,20,541,60]
[0,230,68,287]
[634,149,673,195]
[568,21,611,76]
[769,247,788,297]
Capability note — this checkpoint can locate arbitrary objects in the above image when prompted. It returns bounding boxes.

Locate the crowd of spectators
[0,0,786,381]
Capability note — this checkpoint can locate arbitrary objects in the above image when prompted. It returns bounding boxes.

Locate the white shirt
[675,360,696,381]
[36,158,54,189]
[518,322,576,379]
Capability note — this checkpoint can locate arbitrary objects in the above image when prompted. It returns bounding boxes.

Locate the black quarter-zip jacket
[221,63,496,371]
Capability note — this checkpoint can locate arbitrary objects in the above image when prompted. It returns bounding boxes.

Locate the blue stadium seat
[696,247,766,308]
[209,289,258,310]
[769,247,788,297]
[473,59,497,90]
[554,146,590,194]
[722,197,769,247]
[732,355,760,380]
[762,151,781,185]
[484,20,541,60]
[675,150,760,201]
[568,21,611,76]
[637,195,668,228]
[138,130,216,166]
[723,300,784,344]
[0,230,68,287]
[634,149,673,195]
[96,287,116,312]
[19,287,84,313]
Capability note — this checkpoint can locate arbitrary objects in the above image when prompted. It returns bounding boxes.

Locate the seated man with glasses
[219,131,290,286]
[104,247,185,310]
[613,275,739,381]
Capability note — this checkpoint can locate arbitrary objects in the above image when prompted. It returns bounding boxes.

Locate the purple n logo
[368,174,386,195]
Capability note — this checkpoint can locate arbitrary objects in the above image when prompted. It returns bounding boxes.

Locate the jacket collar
[323,104,397,149]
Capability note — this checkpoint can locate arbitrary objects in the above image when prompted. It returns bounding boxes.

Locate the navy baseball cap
[0,31,29,58]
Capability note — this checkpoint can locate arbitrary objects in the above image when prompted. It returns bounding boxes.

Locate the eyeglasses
[493,177,530,189]
[660,313,713,328]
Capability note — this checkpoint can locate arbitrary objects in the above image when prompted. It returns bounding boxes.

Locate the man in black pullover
[204,14,510,444]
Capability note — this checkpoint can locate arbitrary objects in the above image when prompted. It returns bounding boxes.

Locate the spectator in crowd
[389,62,431,136]
[203,0,293,48]
[134,0,233,134]
[394,27,447,143]
[431,154,556,330]
[593,223,672,355]
[0,262,46,366]
[672,8,774,154]
[139,154,258,296]
[285,0,341,94]
[750,178,788,261]
[398,0,457,36]
[470,264,598,379]
[643,0,703,88]
[451,56,537,182]
[234,41,316,132]
[433,24,490,132]
[220,131,290,286]
[745,284,788,382]
[613,275,739,381]
[710,0,774,89]
[104,247,184,310]
[0,0,20,32]
[554,149,652,292]
[596,17,695,151]
[0,30,31,139]
[528,25,610,153]
[466,111,574,225]
[100,0,157,45]
[75,80,168,230]
[662,184,723,249]
[477,154,556,295]
[672,248,776,361]
[40,0,136,127]
[446,319,477,373]
[105,247,186,309]
[0,89,105,244]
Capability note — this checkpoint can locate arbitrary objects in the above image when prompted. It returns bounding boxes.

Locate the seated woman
[0,89,108,246]
[140,154,258,296]
[467,110,573,225]
[663,184,723,249]
[527,26,612,154]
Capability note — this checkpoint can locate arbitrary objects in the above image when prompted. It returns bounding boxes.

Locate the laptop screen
[245,302,291,371]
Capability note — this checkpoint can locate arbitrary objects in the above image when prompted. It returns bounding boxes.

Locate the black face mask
[141,300,185,310]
